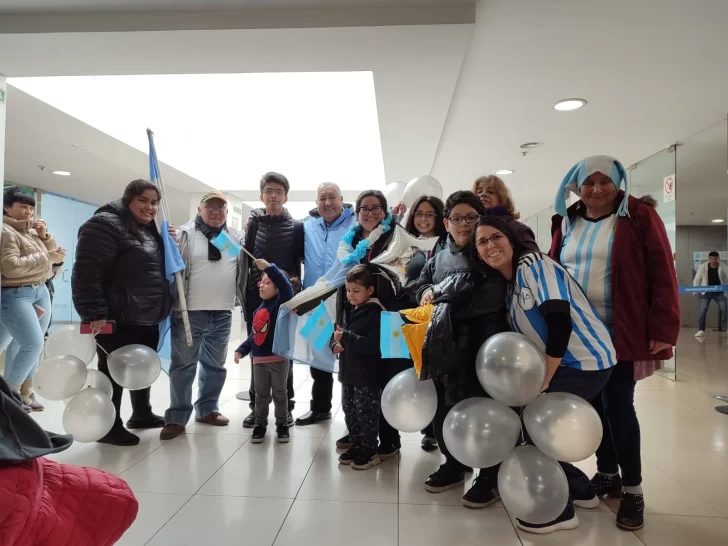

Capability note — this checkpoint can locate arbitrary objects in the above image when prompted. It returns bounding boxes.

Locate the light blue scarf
[554,155,629,219]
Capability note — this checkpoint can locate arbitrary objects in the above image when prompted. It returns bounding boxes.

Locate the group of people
[0,153,679,536]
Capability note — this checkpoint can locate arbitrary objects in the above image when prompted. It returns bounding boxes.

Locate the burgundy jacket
[549,193,679,362]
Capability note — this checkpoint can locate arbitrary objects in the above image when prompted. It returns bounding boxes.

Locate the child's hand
[332,342,344,355]
[254,258,271,270]
[333,326,343,342]
[234,351,242,364]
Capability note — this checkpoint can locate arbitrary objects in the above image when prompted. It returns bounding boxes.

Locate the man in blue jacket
[295,182,355,426]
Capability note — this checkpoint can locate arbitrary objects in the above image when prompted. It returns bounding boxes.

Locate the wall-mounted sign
[663,174,676,203]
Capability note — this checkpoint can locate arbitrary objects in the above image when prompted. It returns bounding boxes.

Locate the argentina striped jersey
[508,253,616,371]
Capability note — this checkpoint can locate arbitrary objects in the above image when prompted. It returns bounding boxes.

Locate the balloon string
[95,341,110,357]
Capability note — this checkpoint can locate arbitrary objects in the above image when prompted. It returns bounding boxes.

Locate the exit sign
[0,88,5,103]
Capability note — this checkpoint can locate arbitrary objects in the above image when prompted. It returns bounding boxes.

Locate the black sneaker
[126,413,165,429]
[295,411,333,426]
[336,434,352,450]
[97,425,140,447]
[338,446,361,465]
[251,425,266,443]
[424,464,465,493]
[377,443,400,461]
[351,452,381,470]
[516,502,579,534]
[616,492,644,531]
[462,474,500,509]
[243,411,256,429]
[276,425,290,443]
[421,435,438,452]
[573,485,601,509]
[590,472,623,498]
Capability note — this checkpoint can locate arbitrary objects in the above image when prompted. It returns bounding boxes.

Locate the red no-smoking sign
[663,174,675,203]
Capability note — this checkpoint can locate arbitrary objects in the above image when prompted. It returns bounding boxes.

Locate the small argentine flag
[300,301,335,352]
[380,311,410,359]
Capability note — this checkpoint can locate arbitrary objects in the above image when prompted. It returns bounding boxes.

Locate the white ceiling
[2,0,728,221]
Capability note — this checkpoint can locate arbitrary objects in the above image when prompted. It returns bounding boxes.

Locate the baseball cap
[200,190,227,204]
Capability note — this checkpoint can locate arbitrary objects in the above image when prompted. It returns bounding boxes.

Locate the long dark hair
[120,179,161,238]
[355,189,388,215]
[406,195,446,239]
[470,215,529,283]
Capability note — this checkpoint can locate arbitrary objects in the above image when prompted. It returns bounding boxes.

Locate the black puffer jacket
[335,300,384,387]
[416,237,509,404]
[244,208,304,298]
[72,200,171,326]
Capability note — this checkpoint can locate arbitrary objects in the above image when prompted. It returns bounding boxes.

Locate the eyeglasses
[358,205,383,216]
[448,214,480,225]
[263,189,285,197]
[477,232,507,247]
[203,203,226,212]
[414,211,437,220]
[258,279,273,286]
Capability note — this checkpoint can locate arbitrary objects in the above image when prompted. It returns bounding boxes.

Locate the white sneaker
[696,330,705,337]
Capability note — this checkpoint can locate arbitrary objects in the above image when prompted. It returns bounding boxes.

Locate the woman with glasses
[414,191,510,509]
[471,215,616,534]
[473,175,538,250]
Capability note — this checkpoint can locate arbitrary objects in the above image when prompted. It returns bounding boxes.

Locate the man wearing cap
[160,191,246,440]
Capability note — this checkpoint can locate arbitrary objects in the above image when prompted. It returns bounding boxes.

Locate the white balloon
[35,355,88,401]
[381,368,437,433]
[108,344,161,390]
[63,388,116,443]
[443,397,521,469]
[383,181,407,206]
[370,225,439,285]
[63,369,114,405]
[524,392,603,462]
[45,325,97,365]
[402,175,443,208]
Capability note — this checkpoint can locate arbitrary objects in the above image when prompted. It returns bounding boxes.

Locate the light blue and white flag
[300,301,335,352]
[380,311,410,359]
[273,301,338,373]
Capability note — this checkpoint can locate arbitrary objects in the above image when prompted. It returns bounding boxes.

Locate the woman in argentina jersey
[471,215,616,536]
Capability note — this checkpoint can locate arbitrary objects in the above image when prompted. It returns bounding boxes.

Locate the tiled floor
[31,332,728,546]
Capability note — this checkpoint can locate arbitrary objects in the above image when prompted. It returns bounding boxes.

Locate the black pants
[245,296,294,410]
[377,361,410,448]
[592,361,641,486]
[96,323,159,429]
[432,378,481,474]
[342,384,380,455]
[310,366,334,414]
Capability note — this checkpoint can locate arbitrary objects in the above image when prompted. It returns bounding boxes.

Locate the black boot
[616,492,645,531]
[590,472,622,498]
[126,412,165,429]
[98,424,140,446]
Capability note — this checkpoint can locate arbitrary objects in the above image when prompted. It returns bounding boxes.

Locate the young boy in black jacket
[331,265,384,470]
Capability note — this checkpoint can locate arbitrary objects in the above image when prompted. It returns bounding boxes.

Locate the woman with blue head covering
[549,155,680,532]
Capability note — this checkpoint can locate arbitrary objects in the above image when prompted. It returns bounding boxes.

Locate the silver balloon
[383,181,407,206]
[63,388,116,443]
[476,332,546,407]
[34,355,88,401]
[371,226,439,284]
[402,175,443,208]
[108,344,161,390]
[498,445,569,524]
[45,324,97,365]
[443,397,521,469]
[63,369,114,405]
[524,392,603,462]
[381,368,437,433]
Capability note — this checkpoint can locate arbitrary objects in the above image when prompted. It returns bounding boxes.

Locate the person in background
[473,175,538,251]
[473,215,615,534]
[296,182,355,427]
[403,195,447,452]
[241,172,304,428]
[693,251,728,336]
[0,187,65,413]
[332,265,384,470]
[73,180,173,446]
[549,155,679,531]
[234,259,295,444]
[416,190,509,508]
[160,191,246,441]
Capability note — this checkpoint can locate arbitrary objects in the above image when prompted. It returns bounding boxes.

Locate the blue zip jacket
[302,205,355,288]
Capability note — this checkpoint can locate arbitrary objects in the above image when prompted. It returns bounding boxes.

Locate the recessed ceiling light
[52,170,71,176]
[712,218,724,223]
[520,142,544,149]
[553,98,587,111]
[494,169,515,175]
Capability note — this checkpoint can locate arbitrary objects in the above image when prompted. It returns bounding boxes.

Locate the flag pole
[147,128,193,348]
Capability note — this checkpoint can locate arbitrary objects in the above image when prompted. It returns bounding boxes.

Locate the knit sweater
[1,216,57,288]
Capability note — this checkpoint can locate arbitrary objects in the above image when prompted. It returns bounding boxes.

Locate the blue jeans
[165,310,231,425]
[0,285,52,388]
[698,293,727,331]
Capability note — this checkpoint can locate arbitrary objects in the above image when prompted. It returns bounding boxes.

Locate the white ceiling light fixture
[520,142,544,149]
[494,169,515,175]
[553,98,587,111]
[712,218,724,223]
[52,170,71,176]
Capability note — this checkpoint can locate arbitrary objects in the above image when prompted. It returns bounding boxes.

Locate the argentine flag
[300,301,335,352]
[380,311,410,359]
[273,300,338,373]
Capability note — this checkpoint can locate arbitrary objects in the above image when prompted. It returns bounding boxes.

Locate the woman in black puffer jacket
[72,180,172,447]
